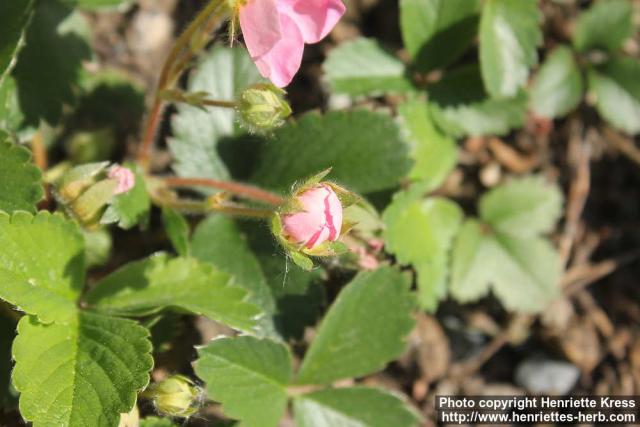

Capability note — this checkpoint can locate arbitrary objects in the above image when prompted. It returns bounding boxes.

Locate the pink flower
[108,165,135,195]
[282,184,342,249]
[239,0,346,87]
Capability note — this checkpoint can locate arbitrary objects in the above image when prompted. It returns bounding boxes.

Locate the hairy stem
[162,176,286,206]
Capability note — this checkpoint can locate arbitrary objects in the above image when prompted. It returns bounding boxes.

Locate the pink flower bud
[108,165,135,195]
[282,184,342,249]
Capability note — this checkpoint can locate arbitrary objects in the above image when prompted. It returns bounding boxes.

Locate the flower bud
[147,375,202,418]
[55,162,135,228]
[282,184,343,250]
[237,83,291,134]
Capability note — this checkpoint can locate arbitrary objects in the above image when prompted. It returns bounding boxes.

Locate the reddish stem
[163,177,285,206]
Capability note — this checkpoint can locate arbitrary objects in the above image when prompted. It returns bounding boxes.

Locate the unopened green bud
[57,162,110,203]
[71,179,118,227]
[237,83,291,134]
[67,129,115,164]
[147,375,202,418]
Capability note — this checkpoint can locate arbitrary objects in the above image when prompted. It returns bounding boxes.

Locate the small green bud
[57,162,110,203]
[147,375,202,418]
[66,129,115,164]
[237,83,291,134]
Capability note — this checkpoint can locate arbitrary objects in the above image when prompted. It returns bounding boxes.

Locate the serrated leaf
[400,0,479,72]
[0,0,34,83]
[479,0,541,98]
[170,45,263,181]
[450,220,561,312]
[0,140,43,212]
[194,336,292,427]
[588,58,640,135]
[293,386,420,427]
[323,38,414,96]
[12,0,91,125]
[296,267,415,385]
[383,190,462,311]
[85,253,260,333]
[0,211,84,324]
[12,312,153,427]
[161,207,190,257]
[252,110,411,194]
[398,99,457,190]
[530,45,584,119]
[192,215,278,337]
[429,65,527,137]
[101,164,150,229]
[573,0,633,53]
[479,176,563,237]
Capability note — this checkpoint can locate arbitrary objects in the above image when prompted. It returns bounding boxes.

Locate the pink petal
[252,13,304,87]
[277,0,346,44]
[239,0,282,58]
[108,165,135,195]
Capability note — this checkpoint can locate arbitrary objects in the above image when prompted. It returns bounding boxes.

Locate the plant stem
[137,0,228,170]
[202,99,237,109]
[163,176,286,206]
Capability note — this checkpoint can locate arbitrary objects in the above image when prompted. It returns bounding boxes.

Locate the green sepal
[56,161,110,202]
[289,251,314,271]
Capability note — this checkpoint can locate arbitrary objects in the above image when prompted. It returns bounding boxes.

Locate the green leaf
[252,110,411,194]
[170,45,263,181]
[450,220,561,312]
[12,0,91,125]
[0,77,24,133]
[400,0,479,72]
[323,38,414,96]
[192,215,278,337]
[85,253,260,333]
[0,0,34,82]
[479,176,563,237]
[530,45,584,119]
[383,189,463,311]
[83,228,112,268]
[139,417,177,427]
[101,163,150,229]
[293,387,420,427]
[398,99,457,190]
[573,0,633,53]
[12,312,153,427]
[0,140,43,212]
[195,336,292,427]
[479,0,541,97]
[161,207,190,257]
[297,267,415,385]
[429,65,527,137]
[588,58,640,135]
[0,211,84,324]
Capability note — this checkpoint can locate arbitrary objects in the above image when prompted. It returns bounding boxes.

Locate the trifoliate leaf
[252,110,411,194]
[429,65,527,137]
[192,215,278,337]
[0,0,34,82]
[479,0,541,97]
[383,189,463,311]
[588,58,640,135]
[161,207,190,257]
[0,211,84,324]
[12,0,91,125]
[450,220,561,312]
[12,312,153,427]
[323,38,414,97]
[170,45,263,181]
[293,387,421,427]
[398,99,457,190]
[400,0,480,72]
[573,0,633,53]
[296,267,415,385]
[85,253,261,333]
[530,45,584,119]
[479,176,563,237]
[101,163,150,229]
[0,140,43,212]
[195,336,292,427]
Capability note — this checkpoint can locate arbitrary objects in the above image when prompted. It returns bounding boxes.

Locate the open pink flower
[239,0,346,87]
[282,184,343,249]
[108,165,135,195]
